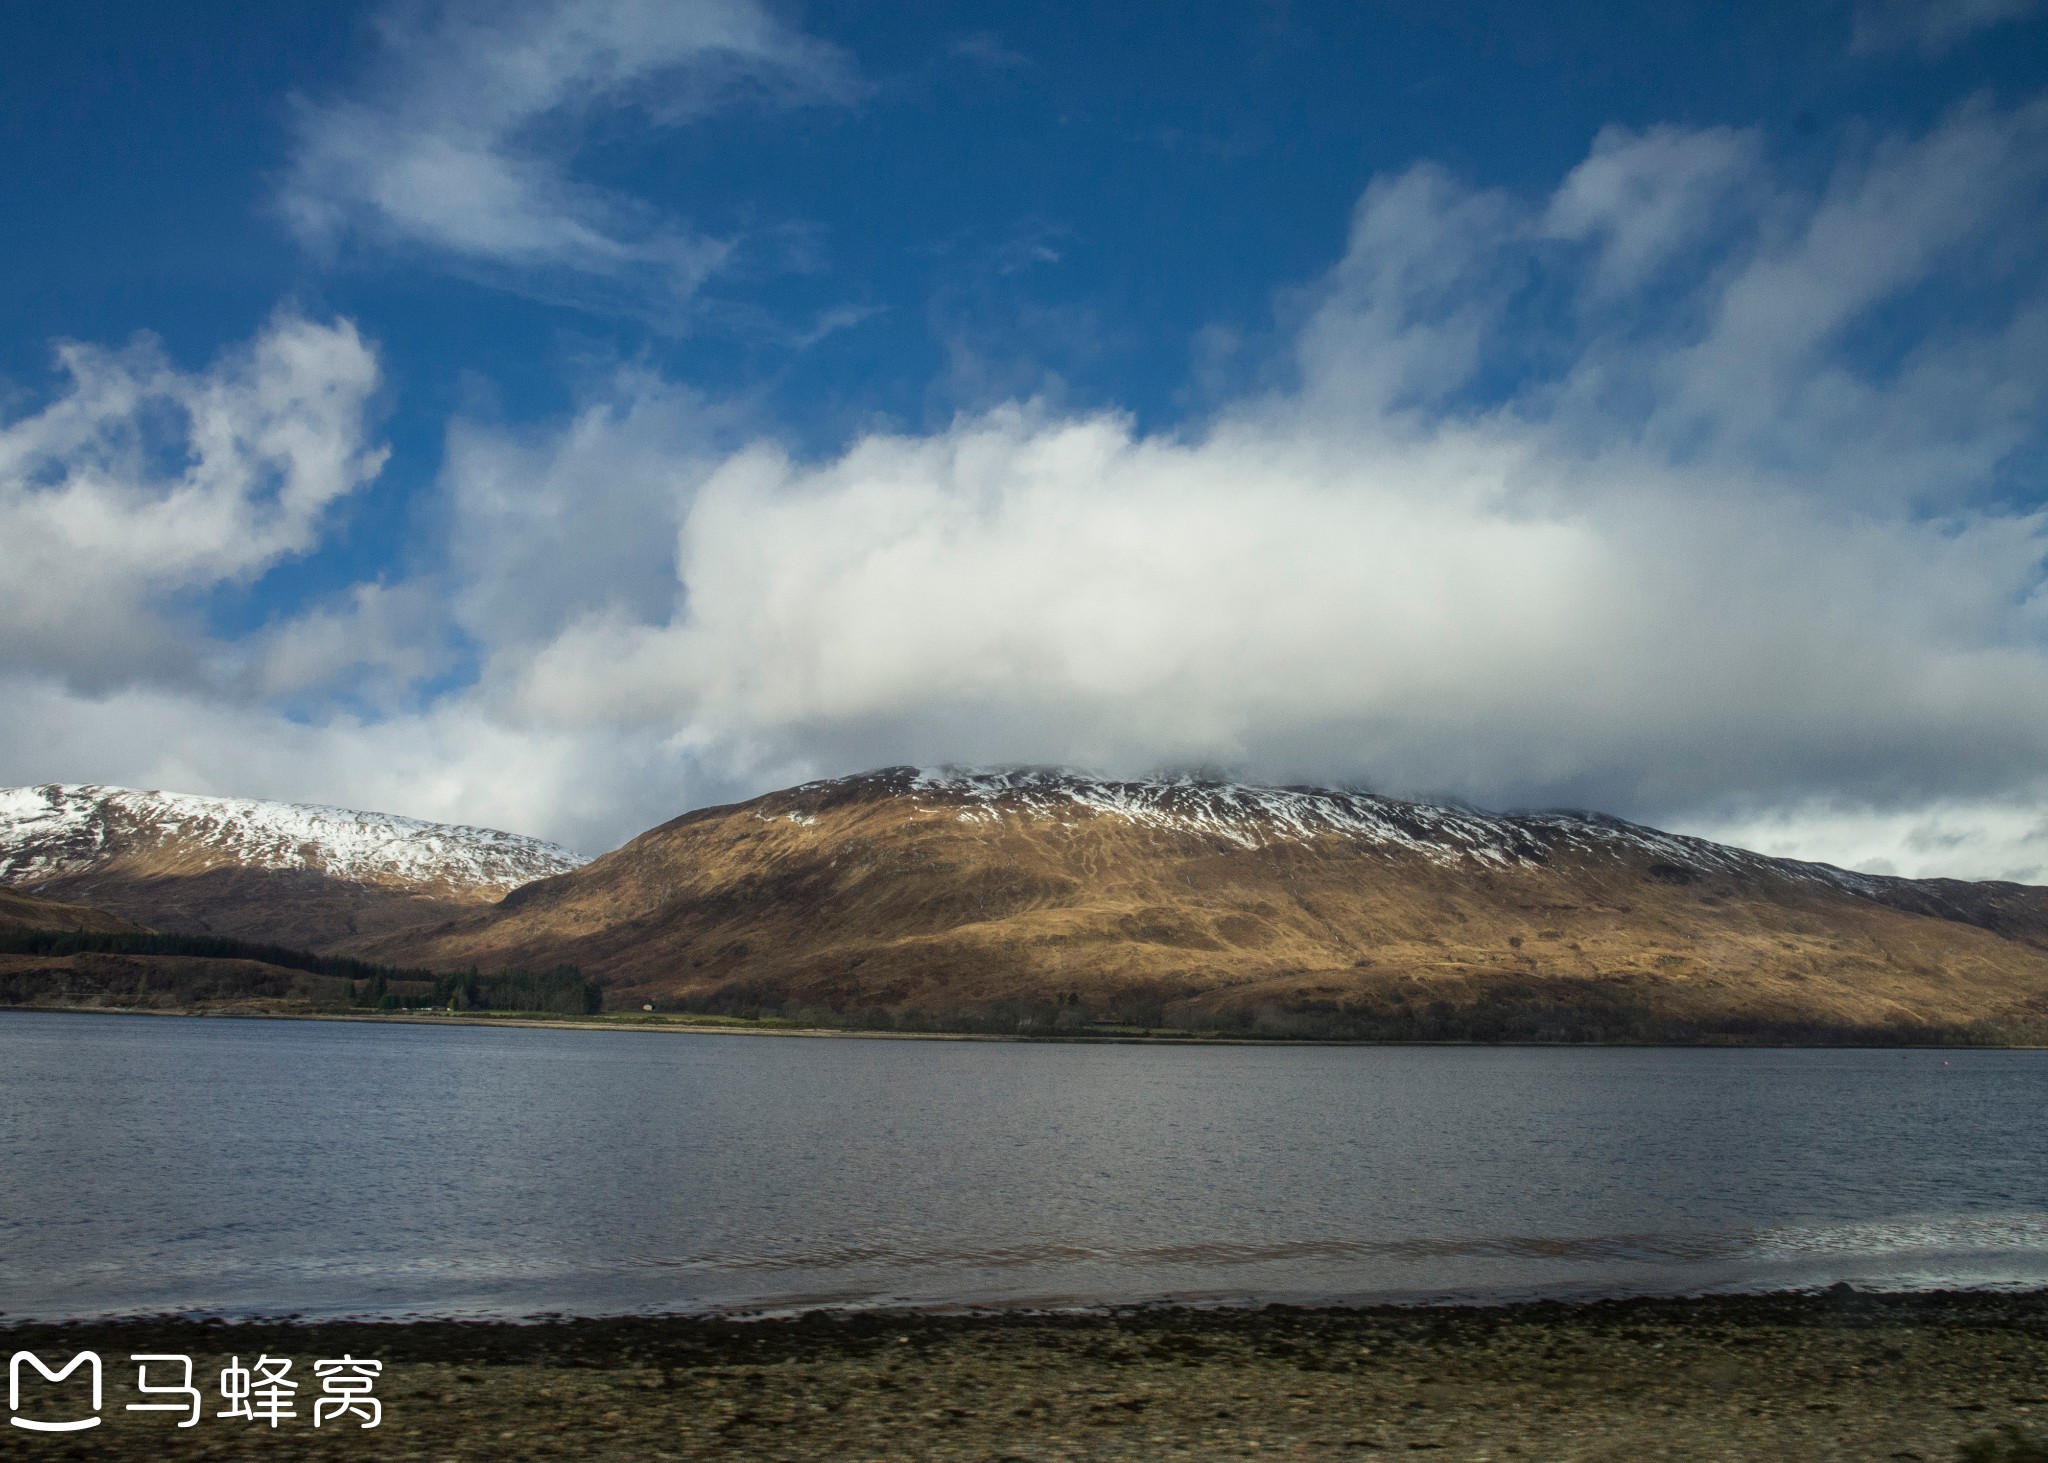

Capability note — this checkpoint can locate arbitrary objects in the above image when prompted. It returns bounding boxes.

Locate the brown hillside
[358,769,2048,1042]
[25,865,496,951]
[0,951,358,1012]
[0,887,145,935]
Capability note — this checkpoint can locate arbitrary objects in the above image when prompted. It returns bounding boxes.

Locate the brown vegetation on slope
[0,886,144,935]
[0,951,356,1010]
[357,770,2048,1042]
[27,864,490,951]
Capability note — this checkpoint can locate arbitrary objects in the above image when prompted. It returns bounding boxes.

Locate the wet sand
[7,1291,2048,1460]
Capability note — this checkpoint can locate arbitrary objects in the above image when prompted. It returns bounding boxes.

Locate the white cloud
[1851,0,2041,55]
[440,369,729,648]
[281,0,857,308]
[491,401,2048,836]
[1288,163,1521,418]
[0,675,668,855]
[240,580,454,704]
[1693,796,2048,885]
[0,314,386,688]
[1636,99,2048,495]
[8,101,2048,882]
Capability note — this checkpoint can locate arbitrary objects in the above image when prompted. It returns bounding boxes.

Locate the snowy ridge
[0,784,587,895]
[839,766,1894,892]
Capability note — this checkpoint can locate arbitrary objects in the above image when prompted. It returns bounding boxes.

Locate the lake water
[3,1010,2047,1321]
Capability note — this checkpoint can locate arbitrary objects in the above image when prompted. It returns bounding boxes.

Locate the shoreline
[7,1000,2047,1049]
[0,1002,1284,1044]
[10,1290,2048,1459]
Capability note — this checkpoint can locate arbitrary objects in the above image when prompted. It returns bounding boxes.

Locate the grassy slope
[0,950,358,1010]
[0,886,143,935]
[23,864,493,951]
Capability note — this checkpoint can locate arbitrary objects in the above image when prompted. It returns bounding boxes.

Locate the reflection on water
[2,1011,2046,1319]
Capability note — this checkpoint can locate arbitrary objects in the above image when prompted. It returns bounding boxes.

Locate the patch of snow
[0,784,587,895]
[846,766,1898,892]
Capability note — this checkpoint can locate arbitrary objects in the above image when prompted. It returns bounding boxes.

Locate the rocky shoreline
[8,1291,2048,1460]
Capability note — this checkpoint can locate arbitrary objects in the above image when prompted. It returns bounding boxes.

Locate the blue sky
[4,0,2048,875]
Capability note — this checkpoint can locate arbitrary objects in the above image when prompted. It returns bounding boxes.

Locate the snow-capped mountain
[0,784,584,895]
[0,784,587,950]
[366,765,2048,1041]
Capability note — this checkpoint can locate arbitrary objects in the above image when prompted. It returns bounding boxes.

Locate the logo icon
[9,1350,102,1432]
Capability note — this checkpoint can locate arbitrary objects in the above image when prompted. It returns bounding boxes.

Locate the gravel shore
[7,1291,2048,1461]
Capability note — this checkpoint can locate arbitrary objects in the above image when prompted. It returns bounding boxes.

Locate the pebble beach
[8,1291,2048,1461]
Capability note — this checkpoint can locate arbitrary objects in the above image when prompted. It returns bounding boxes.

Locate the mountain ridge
[885,768,2048,943]
[352,766,2048,1041]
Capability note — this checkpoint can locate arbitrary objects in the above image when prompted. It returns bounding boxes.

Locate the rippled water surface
[4,1011,2047,1319]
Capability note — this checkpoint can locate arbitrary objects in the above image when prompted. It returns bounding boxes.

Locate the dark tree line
[5,928,600,1017]
[0,929,435,985]
[350,965,600,1015]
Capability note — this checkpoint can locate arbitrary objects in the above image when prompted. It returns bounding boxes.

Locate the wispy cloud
[279,0,858,313]
[946,33,1032,72]
[1541,124,1760,297]
[1850,0,2041,56]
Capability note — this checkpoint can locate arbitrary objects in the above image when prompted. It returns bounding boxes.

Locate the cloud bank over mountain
[5,86,2048,877]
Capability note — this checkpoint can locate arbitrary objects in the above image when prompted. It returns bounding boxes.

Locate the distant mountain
[0,784,586,950]
[357,767,2048,1042]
